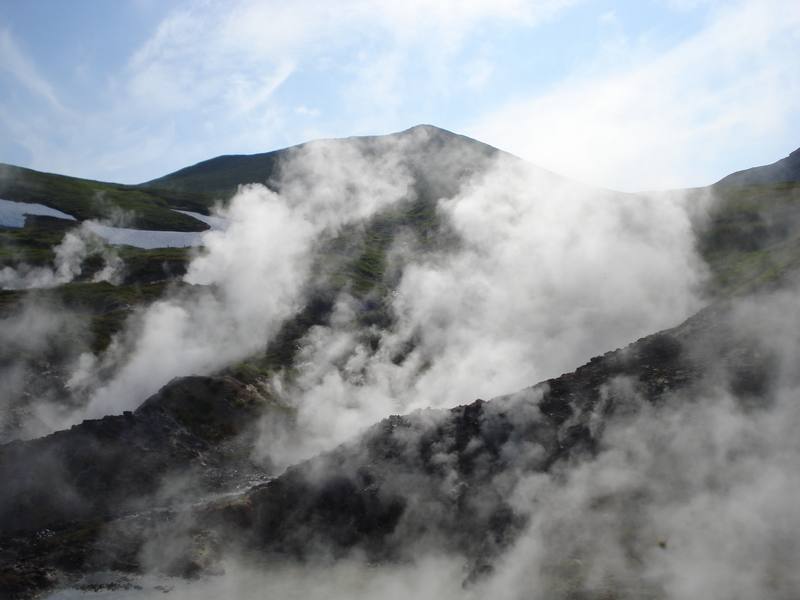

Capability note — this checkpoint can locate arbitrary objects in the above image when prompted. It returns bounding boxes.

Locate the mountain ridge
[714,146,800,187]
[142,124,510,196]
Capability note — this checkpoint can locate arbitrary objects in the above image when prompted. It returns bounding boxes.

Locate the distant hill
[0,163,212,231]
[714,146,800,187]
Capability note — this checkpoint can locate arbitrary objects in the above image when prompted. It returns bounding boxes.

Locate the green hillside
[144,150,284,196]
[695,180,800,296]
[0,163,213,231]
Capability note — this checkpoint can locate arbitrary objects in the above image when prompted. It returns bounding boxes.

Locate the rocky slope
[0,289,781,599]
[0,376,273,535]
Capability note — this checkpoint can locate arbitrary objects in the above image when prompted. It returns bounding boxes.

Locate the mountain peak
[144,124,503,196]
[400,123,453,135]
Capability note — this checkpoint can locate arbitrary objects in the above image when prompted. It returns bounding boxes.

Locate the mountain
[714,146,800,187]
[2,128,800,598]
[144,124,507,196]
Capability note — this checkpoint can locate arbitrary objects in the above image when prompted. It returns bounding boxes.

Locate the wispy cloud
[470,0,800,191]
[2,0,797,188]
[0,0,580,183]
[0,29,64,112]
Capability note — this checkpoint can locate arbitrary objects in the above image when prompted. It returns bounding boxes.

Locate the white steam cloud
[45,129,707,461]
[260,154,705,466]
[47,284,800,600]
[0,222,122,290]
[18,129,800,600]
[0,298,89,441]
[78,134,415,419]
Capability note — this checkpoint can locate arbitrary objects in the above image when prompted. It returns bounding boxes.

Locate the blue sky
[1,0,798,191]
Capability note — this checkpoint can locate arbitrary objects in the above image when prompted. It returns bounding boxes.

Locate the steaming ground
[261,157,704,465]
[0,222,123,289]
[6,129,800,600]
[37,128,705,467]
[43,284,800,599]
[0,298,91,439]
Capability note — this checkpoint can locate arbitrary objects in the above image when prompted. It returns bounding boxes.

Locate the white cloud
[1,0,581,183]
[470,0,800,191]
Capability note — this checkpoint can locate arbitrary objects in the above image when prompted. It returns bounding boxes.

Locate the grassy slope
[5,175,797,406]
[1,216,192,282]
[145,151,283,196]
[0,162,204,357]
[230,178,800,383]
[714,147,800,187]
[0,163,214,231]
[0,215,193,354]
[0,216,74,267]
[696,181,800,297]
[0,279,184,354]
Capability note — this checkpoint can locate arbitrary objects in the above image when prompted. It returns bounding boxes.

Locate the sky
[0,0,798,192]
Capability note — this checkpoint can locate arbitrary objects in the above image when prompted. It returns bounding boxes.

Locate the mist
[257,152,706,466]
[41,128,706,464]
[43,281,800,600]
[482,288,800,599]
[3,0,799,595]
[16,125,796,600]
[0,297,90,441]
[0,221,122,290]
[76,132,416,419]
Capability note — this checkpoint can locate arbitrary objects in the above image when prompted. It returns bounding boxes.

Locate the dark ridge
[143,124,508,196]
[714,146,800,187]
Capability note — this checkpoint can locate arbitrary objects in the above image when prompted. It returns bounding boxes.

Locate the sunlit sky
[1,0,798,191]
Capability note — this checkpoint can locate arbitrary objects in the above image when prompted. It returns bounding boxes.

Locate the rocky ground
[0,292,777,599]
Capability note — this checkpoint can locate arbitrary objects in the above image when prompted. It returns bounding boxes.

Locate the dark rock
[0,376,270,535]
[0,294,784,598]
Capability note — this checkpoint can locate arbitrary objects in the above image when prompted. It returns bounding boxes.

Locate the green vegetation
[696,181,800,296]
[0,163,215,231]
[324,194,447,295]
[145,151,283,196]
[1,214,191,284]
[117,246,191,284]
[0,276,189,353]
[0,216,74,267]
[80,278,181,353]
[228,195,449,383]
